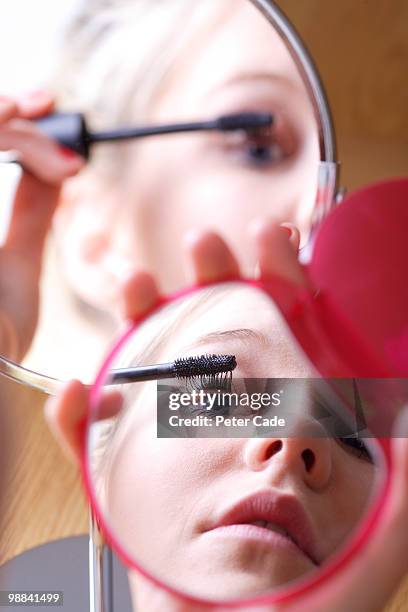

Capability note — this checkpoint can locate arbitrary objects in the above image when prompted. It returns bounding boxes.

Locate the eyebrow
[183,328,271,351]
[213,70,301,94]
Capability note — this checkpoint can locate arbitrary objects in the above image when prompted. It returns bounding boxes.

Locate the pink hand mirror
[83,178,408,608]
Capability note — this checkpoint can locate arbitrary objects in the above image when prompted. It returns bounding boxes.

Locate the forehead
[153,0,312,117]
[159,286,315,378]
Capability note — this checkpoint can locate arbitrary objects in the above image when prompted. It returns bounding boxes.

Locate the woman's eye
[223,130,288,169]
[244,138,286,166]
[214,108,298,169]
[337,437,373,462]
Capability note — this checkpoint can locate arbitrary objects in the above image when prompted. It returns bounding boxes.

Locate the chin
[168,542,316,602]
[176,568,307,603]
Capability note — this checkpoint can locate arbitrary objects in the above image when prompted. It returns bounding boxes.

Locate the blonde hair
[53,0,234,184]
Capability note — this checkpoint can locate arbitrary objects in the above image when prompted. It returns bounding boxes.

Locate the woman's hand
[0,92,84,359]
[45,223,408,612]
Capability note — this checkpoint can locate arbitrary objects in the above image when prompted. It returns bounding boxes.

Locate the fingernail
[59,146,81,161]
[280,224,293,237]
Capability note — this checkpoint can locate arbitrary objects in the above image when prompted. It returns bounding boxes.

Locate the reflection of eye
[221,129,291,169]
[216,107,298,170]
[337,437,373,463]
[240,132,288,167]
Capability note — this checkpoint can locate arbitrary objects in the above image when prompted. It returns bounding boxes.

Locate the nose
[243,423,332,491]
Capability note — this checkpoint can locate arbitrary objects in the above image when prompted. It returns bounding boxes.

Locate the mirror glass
[0,0,321,383]
[87,282,386,604]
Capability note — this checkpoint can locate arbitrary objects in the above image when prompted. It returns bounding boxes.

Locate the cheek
[334,456,376,519]
[120,135,316,291]
[106,426,239,530]
[143,156,299,221]
[316,450,377,556]
[129,133,310,229]
[128,156,299,280]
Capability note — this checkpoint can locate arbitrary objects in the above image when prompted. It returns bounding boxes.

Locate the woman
[0,0,317,375]
[0,2,406,609]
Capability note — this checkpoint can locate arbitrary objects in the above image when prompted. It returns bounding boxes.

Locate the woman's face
[92,287,377,602]
[59,0,319,306]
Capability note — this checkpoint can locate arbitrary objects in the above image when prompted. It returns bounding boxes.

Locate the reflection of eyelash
[173,372,234,419]
[337,437,372,462]
[307,380,373,462]
[337,380,372,462]
[178,370,233,393]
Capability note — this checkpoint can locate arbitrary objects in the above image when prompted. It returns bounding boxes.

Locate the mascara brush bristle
[173,354,237,379]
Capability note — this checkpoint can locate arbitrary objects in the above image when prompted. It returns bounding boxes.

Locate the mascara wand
[109,354,237,384]
[33,112,273,159]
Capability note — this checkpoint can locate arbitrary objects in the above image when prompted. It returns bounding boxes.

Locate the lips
[203,490,319,565]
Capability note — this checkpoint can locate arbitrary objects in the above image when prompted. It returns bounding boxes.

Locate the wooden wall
[279,0,407,189]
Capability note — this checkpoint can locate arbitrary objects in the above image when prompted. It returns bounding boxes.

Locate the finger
[44,382,123,465]
[280,222,301,252]
[0,96,19,123]
[95,390,124,421]
[16,90,55,118]
[44,380,89,465]
[0,311,19,359]
[4,173,61,268]
[250,219,307,287]
[2,175,65,358]
[184,230,240,285]
[0,91,54,124]
[0,119,84,184]
[120,271,161,321]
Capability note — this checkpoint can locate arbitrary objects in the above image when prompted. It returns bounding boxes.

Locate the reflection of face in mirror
[89,285,383,603]
[22,0,320,379]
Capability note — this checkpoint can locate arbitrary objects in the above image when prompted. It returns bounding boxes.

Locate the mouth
[203,490,319,566]
[245,520,292,536]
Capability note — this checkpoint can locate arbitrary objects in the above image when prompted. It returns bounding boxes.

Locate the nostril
[264,439,282,460]
[302,448,315,472]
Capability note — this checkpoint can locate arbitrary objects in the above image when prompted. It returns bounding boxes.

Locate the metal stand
[89,511,114,612]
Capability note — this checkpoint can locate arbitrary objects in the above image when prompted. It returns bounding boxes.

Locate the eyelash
[336,437,373,462]
[176,373,234,417]
[180,371,233,392]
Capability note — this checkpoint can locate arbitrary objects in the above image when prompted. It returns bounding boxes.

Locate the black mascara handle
[32,111,273,161]
[34,112,90,159]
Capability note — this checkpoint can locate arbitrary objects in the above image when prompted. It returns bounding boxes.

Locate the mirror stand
[89,511,114,612]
